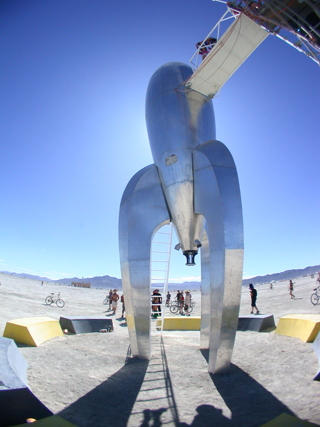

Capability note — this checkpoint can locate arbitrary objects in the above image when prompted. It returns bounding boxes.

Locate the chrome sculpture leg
[200,229,210,350]
[194,140,244,374]
[119,164,170,359]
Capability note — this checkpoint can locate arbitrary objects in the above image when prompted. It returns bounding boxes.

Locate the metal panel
[186,14,268,98]
[119,164,170,359]
[194,140,244,374]
[200,229,211,349]
[146,62,215,260]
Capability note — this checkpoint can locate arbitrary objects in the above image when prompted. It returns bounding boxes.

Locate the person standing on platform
[249,283,259,314]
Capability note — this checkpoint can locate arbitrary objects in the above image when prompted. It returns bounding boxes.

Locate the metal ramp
[150,223,173,334]
[185,12,269,97]
[186,0,319,99]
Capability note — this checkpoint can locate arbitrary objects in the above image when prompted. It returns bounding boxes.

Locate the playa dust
[1,272,320,426]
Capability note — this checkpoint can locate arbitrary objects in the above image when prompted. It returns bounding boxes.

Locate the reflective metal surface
[119,62,243,374]
[200,229,210,349]
[146,62,215,258]
[194,140,243,374]
[119,165,170,358]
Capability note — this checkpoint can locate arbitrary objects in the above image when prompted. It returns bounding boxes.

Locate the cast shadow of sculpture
[58,348,148,427]
[201,350,295,426]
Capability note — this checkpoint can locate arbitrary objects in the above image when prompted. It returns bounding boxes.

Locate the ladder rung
[152,260,168,263]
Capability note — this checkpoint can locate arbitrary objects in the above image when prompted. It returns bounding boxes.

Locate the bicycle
[169,300,193,315]
[310,286,320,305]
[45,292,65,308]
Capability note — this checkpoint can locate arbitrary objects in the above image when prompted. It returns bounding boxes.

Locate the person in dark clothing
[288,280,295,299]
[249,283,259,314]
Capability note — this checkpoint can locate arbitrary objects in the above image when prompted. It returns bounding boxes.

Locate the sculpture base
[237,314,275,332]
[59,316,113,334]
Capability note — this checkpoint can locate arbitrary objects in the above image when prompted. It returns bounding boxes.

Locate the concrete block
[3,317,63,347]
[312,330,320,381]
[261,412,318,426]
[275,314,320,343]
[0,337,28,390]
[237,314,275,332]
[0,388,53,426]
[59,316,113,334]
[156,317,201,330]
[17,415,76,426]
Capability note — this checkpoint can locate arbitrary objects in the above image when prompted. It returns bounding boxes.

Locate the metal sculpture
[119,62,243,374]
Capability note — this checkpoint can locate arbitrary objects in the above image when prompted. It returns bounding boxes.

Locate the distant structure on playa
[71,281,90,288]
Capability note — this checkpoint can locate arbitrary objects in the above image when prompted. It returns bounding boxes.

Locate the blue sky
[0,0,319,282]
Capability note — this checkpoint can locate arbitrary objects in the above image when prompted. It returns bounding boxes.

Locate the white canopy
[185,13,268,98]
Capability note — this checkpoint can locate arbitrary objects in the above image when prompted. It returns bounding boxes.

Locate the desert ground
[1,272,320,426]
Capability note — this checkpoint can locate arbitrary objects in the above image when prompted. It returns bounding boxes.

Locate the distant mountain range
[1,264,319,290]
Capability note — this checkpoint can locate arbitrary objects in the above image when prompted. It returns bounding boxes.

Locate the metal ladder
[150,223,173,333]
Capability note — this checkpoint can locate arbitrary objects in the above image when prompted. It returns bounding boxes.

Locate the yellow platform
[275,314,320,343]
[261,412,318,426]
[3,317,63,347]
[156,316,201,330]
[17,415,77,426]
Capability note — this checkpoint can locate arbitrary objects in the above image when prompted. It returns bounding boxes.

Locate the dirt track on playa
[1,272,320,426]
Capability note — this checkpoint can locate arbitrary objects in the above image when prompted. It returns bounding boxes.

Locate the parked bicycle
[310,286,320,305]
[45,292,65,308]
[169,299,194,315]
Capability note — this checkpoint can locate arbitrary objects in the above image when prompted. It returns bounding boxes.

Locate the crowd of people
[105,274,319,320]
[152,289,193,317]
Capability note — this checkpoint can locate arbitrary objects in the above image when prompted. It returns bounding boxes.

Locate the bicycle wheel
[103,298,108,305]
[45,296,53,305]
[56,298,65,308]
[191,300,195,307]
[311,293,319,305]
[170,304,179,314]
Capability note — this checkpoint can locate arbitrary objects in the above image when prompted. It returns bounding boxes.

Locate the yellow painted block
[275,314,320,343]
[16,415,77,426]
[3,317,63,347]
[261,412,318,426]
[156,316,201,330]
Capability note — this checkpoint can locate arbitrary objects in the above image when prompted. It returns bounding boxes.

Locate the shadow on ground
[59,345,295,427]
[59,348,148,427]
[200,350,295,426]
